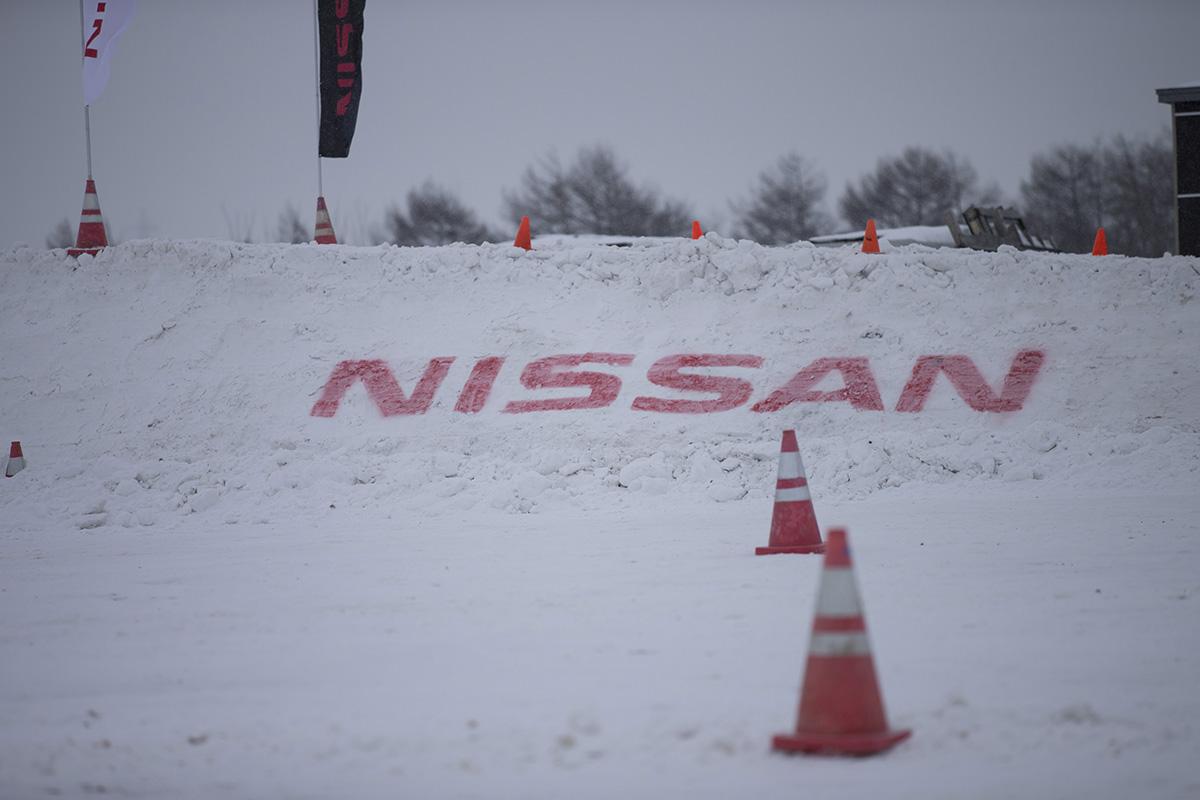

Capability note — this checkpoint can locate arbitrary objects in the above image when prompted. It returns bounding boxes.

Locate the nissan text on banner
[318,0,365,158]
[82,0,137,106]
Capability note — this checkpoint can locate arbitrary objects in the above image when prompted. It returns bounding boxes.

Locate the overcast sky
[1,0,1197,248]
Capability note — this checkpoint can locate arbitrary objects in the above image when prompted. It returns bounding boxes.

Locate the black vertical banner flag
[318,0,365,158]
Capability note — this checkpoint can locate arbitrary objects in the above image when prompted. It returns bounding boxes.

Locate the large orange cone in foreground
[756,430,824,555]
[68,179,108,257]
[314,196,338,244]
[514,216,532,250]
[691,220,704,239]
[1091,227,1108,256]
[772,527,911,756]
[861,219,880,254]
[5,441,25,478]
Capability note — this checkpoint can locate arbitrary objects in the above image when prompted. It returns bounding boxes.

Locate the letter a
[752,357,883,412]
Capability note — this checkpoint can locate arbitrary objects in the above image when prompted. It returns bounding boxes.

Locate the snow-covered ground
[810,223,959,248]
[1,236,1197,798]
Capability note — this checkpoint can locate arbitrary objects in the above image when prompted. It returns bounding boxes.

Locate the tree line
[48,134,1175,257]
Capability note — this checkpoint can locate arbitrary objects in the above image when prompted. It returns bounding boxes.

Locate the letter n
[310,358,455,417]
[895,350,1045,412]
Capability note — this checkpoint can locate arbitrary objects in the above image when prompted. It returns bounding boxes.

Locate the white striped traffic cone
[772,527,911,756]
[314,196,337,244]
[5,441,25,478]
[755,430,824,555]
[67,178,109,257]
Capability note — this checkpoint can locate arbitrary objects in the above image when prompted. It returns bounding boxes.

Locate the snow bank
[2,237,1199,799]
[1,236,1196,528]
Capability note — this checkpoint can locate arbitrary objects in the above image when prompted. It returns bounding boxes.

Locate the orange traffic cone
[772,527,911,756]
[861,219,880,254]
[1091,227,1107,256]
[5,441,25,478]
[67,178,109,257]
[755,430,824,555]
[691,220,704,240]
[314,196,337,244]
[514,216,532,250]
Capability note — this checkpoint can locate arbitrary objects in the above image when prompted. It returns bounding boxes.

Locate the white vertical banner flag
[82,0,137,106]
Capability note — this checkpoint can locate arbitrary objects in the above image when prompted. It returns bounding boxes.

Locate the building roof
[1156,83,1200,104]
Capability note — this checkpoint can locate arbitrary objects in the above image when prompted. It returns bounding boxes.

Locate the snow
[531,233,683,248]
[1,236,1198,798]
[810,224,960,248]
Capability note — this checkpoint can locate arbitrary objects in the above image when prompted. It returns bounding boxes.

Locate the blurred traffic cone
[67,178,108,257]
[1091,227,1107,256]
[756,430,824,555]
[861,219,880,254]
[514,216,532,250]
[772,527,911,756]
[691,220,704,239]
[314,196,337,244]
[5,441,25,478]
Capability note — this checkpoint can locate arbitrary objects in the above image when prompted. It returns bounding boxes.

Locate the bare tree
[1103,133,1174,256]
[276,204,309,244]
[46,218,74,249]
[505,151,575,233]
[839,146,1000,229]
[1021,132,1173,255]
[1019,143,1107,253]
[383,181,495,246]
[503,145,690,236]
[733,152,832,243]
[221,205,256,243]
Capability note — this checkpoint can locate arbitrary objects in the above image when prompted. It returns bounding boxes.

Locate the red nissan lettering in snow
[309,350,1045,417]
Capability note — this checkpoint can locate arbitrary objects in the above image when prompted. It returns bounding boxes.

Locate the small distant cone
[67,178,108,257]
[755,430,824,555]
[861,219,880,254]
[5,441,25,478]
[314,196,338,244]
[691,220,704,239]
[514,216,532,250]
[772,527,911,756]
[1091,227,1108,256]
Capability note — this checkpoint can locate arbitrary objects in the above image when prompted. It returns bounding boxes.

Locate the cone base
[771,727,911,757]
[67,247,104,257]
[755,543,826,556]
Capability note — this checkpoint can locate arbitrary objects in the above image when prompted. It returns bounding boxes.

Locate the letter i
[455,357,505,413]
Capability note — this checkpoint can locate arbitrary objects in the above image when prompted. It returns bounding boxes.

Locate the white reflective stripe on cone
[83,195,101,210]
[815,568,864,617]
[776,451,802,480]
[808,631,872,657]
[776,451,800,477]
[775,486,812,502]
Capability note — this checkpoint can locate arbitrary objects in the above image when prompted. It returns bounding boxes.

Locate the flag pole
[79,0,94,179]
[312,0,323,198]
